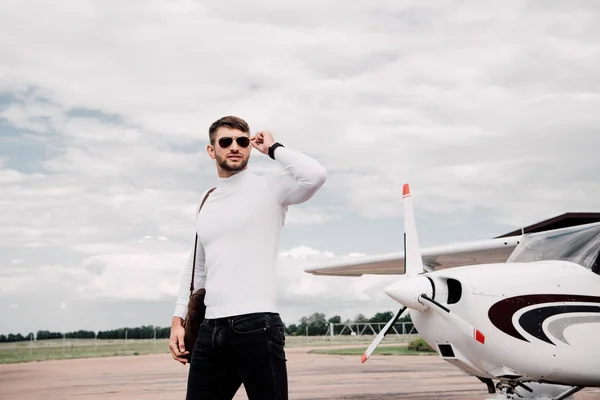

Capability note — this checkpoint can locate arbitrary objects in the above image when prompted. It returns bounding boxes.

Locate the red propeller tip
[361,353,368,363]
[403,183,411,197]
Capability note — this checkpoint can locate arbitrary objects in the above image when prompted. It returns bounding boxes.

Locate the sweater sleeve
[270,146,327,207]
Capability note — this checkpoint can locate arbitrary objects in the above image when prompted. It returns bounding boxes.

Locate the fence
[326,322,416,338]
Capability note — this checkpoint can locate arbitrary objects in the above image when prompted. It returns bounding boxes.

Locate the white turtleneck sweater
[173,146,327,320]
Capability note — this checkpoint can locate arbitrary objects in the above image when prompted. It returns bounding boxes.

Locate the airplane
[304,183,600,400]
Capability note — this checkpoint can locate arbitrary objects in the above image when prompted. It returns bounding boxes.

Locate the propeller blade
[361,306,408,363]
[402,183,424,276]
[419,294,485,344]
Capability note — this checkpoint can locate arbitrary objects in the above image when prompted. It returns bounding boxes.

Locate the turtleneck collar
[216,167,252,190]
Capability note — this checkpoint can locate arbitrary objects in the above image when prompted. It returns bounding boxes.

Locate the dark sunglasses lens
[236,137,250,147]
[218,137,233,148]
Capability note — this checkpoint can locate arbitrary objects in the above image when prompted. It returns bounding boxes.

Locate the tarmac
[1,346,598,400]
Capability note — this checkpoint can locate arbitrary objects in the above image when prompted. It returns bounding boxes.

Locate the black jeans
[186,312,288,400]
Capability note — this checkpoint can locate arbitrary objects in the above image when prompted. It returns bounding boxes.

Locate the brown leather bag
[183,187,216,360]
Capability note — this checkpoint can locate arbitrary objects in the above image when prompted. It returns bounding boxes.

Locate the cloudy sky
[2,1,600,336]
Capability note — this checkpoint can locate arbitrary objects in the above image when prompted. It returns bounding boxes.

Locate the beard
[216,154,249,172]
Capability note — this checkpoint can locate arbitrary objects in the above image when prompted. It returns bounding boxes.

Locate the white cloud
[72,249,195,301]
[3,1,600,227]
[280,245,334,260]
[0,96,63,134]
[348,252,367,258]
[0,169,25,183]
[0,276,36,296]
[2,1,600,333]
[1,244,390,308]
[0,243,398,329]
[276,246,399,320]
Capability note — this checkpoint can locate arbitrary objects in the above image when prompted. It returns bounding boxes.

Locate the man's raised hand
[250,131,275,155]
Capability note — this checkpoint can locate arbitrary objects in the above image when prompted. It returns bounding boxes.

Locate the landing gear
[484,381,584,400]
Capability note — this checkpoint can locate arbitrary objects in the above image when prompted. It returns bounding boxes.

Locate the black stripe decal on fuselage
[518,305,600,345]
[488,294,600,344]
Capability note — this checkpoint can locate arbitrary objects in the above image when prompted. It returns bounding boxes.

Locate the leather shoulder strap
[197,187,216,214]
[190,187,216,296]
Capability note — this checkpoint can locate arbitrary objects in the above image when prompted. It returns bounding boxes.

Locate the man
[169,116,327,399]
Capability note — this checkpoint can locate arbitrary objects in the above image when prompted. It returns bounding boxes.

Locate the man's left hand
[250,131,275,155]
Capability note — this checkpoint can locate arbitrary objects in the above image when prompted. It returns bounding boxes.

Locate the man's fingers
[169,342,179,355]
[169,340,189,364]
[170,347,188,364]
[178,335,190,358]
[174,350,189,360]
[169,336,185,354]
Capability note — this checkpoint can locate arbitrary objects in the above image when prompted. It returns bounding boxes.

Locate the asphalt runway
[1,346,598,399]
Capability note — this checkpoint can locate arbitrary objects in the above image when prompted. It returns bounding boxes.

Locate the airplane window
[507,222,600,275]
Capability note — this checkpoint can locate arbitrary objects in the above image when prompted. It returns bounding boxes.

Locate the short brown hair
[208,116,250,144]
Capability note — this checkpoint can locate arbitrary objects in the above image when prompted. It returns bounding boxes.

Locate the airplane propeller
[361,183,484,364]
[361,183,426,363]
[361,306,408,363]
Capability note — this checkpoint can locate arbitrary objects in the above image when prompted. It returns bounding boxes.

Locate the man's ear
[206,144,216,160]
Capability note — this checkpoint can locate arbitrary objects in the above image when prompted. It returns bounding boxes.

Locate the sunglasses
[218,136,250,148]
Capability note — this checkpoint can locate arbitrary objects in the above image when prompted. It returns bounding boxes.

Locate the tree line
[0,326,172,343]
[0,311,413,343]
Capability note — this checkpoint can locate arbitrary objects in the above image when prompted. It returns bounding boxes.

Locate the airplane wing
[304,236,523,276]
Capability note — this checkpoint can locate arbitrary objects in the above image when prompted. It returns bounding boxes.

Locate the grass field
[0,338,171,364]
[0,334,419,364]
[309,345,437,356]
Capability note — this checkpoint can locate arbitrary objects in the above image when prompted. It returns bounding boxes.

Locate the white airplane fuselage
[408,260,600,387]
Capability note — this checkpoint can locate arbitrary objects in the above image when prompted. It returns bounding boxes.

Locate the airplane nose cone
[384,276,433,312]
